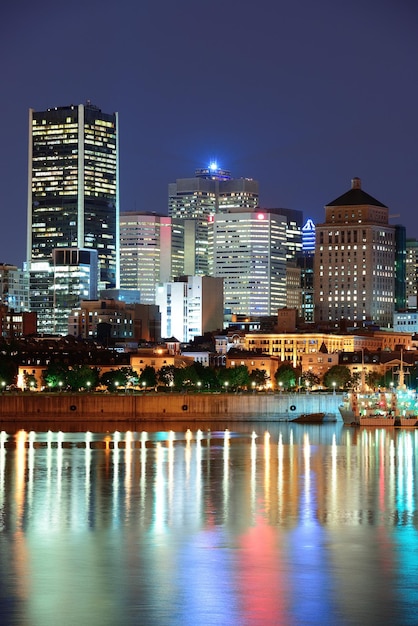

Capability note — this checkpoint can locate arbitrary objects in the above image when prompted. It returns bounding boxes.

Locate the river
[1,420,418,626]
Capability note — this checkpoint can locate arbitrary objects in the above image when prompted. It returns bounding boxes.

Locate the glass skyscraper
[27,102,119,333]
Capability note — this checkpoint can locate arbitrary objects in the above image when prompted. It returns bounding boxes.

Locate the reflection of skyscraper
[168,164,259,275]
[27,102,119,332]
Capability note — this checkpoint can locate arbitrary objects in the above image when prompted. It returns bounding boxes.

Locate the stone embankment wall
[0,392,342,422]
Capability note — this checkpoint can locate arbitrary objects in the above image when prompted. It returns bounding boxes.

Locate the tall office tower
[168,164,259,275]
[314,177,396,327]
[0,265,30,313]
[156,275,224,343]
[27,102,119,333]
[406,239,418,308]
[119,212,186,304]
[208,208,287,317]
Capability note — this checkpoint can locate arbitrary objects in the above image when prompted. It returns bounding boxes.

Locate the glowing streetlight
[142,381,146,391]
[224,381,229,392]
[86,381,91,392]
[332,381,336,395]
[114,381,119,392]
[252,381,256,393]
[1,381,5,393]
[197,381,201,391]
[279,381,283,393]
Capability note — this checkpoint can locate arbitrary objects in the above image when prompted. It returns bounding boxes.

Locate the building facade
[168,164,259,276]
[314,177,396,327]
[156,275,224,343]
[209,208,287,317]
[27,102,119,332]
[0,264,29,312]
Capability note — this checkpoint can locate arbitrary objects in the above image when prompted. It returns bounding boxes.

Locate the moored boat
[292,412,326,424]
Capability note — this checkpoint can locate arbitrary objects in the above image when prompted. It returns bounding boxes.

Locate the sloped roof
[326,177,387,208]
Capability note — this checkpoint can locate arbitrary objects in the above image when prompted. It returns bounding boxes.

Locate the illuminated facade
[27,102,119,332]
[208,208,287,317]
[119,212,185,304]
[52,248,98,335]
[0,264,29,312]
[314,177,396,327]
[156,275,224,343]
[168,164,259,275]
[405,238,418,308]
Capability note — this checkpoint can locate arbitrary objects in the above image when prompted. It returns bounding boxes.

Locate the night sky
[1,0,418,267]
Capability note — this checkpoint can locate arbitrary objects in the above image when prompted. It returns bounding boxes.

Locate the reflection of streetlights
[332,381,336,395]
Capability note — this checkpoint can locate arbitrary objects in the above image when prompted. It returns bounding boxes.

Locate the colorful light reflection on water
[0,423,418,626]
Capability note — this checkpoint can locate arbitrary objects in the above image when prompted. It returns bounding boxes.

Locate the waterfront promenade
[0,391,342,422]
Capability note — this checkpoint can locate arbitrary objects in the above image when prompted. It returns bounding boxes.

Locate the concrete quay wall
[0,392,343,422]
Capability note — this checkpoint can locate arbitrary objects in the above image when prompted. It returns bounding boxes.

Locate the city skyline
[2,0,418,268]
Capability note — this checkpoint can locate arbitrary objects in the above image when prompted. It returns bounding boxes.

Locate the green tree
[323,365,352,390]
[100,369,124,392]
[0,357,17,387]
[138,365,157,390]
[42,363,69,390]
[249,368,269,389]
[66,365,100,391]
[275,363,300,391]
[300,370,321,390]
[158,365,176,388]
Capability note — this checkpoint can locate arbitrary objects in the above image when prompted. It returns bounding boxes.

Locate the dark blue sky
[1,0,418,267]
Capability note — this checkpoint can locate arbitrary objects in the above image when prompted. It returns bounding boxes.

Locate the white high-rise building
[156,275,223,342]
[119,212,180,304]
[208,208,287,317]
[168,164,259,276]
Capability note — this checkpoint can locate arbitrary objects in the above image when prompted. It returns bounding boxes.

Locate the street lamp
[252,381,256,393]
[86,381,91,392]
[114,381,119,392]
[332,381,336,395]
[142,381,146,392]
[58,381,63,392]
[305,380,310,394]
[197,381,201,391]
[279,381,283,393]
[224,381,229,392]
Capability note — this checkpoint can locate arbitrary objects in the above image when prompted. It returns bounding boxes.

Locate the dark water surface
[1,421,418,626]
